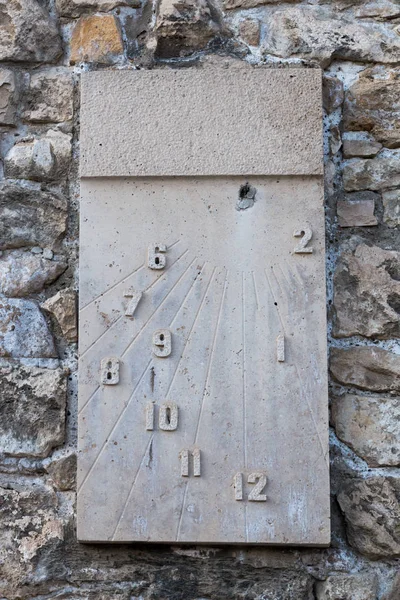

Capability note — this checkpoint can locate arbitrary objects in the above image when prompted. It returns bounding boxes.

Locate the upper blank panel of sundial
[78,66,329,546]
[80,67,323,178]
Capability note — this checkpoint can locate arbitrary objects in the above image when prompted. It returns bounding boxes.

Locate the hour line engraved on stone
[179,449,201,477]
[148,243,166,269]
[124,289,142,317]
[234,472,243,501]
[293,225,313,254]
[277,334,285,362]
[152,329,172,357]
[100,357,120,385]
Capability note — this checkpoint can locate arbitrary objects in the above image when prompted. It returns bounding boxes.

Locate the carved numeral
[234,472,267,501]
[180,448,201,477]
[152,329,172,357]
[148,243,166,269]
[124,289,142,317]
[293,225,313,254]
[276,334,285,362]
[100,357,120,385]
[145,401,179,431]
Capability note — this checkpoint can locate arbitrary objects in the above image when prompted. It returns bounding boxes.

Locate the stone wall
[0,0,399,598]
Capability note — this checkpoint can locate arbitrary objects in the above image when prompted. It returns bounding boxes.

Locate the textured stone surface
[0,69,16,126]
[224,0,300,10]
[0,297,56,358]
[56,0,140,17]
[323,76,344,113]
[81,69,323,177]
[0,250,67,298]
[331,394,400,467]
[155,0,221,58]
[262,6,400,65]
[333,243,400,338]
[70,14,124,64]
[330,346,400,393]
[4,130,71,183]
[23,70,74,124]
[46,453,76,490]
[337,196,377,227]
[42,288,77,343]
[239,19,260,46]
[315,573,378,600]
[342,132,382,158]
[344,66,400,149]
[0,0,61,63]
[337,476,400,558]
[343,152,400,191]
[383,573,400,600]
[0,183,67,251]
[383,189,400,228]
[0,477,63,597]
[0,366,66,457]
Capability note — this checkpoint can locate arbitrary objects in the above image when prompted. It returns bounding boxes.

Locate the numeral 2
[293,225,313,254]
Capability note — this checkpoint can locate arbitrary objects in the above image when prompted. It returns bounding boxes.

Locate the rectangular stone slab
[78,68,329,545]
[80,68,323,177]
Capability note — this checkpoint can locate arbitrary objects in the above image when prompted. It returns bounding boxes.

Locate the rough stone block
[0,69,17,126]
[262,6,400,66]
[56,0,140,17]
[315,573,378,600]
[337,195,377,227]
[343,152,400,192]
[4,130,72,183]
[333,243,400,338]
[0,366,66,457]
[337,476,400,558]
[342,132,382,158]
[0,0,61,63]
[331,394,400,467]
[323,75,344,113]
[46,453,77,490]
[239,19,260,46]
[70,14,124,65]
[330,346,400,393]
[42,288,78,343]
[23,69,74,124]
[225,0,300,8]
[0,297,56,358]
[383,189,400,228]
[0,250,67,298]
[344,66,400,149]
[0,182,67,251]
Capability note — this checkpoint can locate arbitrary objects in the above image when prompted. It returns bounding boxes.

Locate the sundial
[77,67,330,545]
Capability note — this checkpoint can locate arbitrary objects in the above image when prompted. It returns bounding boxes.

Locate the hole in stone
[236,183,257,211]
[166,407,171,424]
[155,257,160,265]
[107,372,112,380]
[160,333,164,341]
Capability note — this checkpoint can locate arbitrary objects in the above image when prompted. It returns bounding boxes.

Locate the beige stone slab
[77,175,330,545]
[80,68,323,177]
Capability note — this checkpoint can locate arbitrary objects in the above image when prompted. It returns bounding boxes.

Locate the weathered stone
[343,152,400,192]
[0,69,17,126]
[239,19,260,46]
[355,1,400,22]
[383,189,400,228]
[333,243,400,338]
[315,573,378,600]
[70,14,124,65]
[0,0,61,63]
[0,182,67,251]
[23,69,74,124]
[225,0,300,10]
[337,195,377,227]
[155,0,221,58]
[262,6,400,66]
[344,66,400,149]
[342,132,382,158]
[42,288,77,343]
[382,572,400,600]
[0,366,66,457]
[0,250,67,298]
[331,394,400,467]
[4,131,72,183]
[337,476,400,558]
[329,125,342,156]
[0,297,56,358]
[46,453,76,490]
[330,346,400,393]
[56,0,140,18]
[0,477,63,596]
[323,75,344,113]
